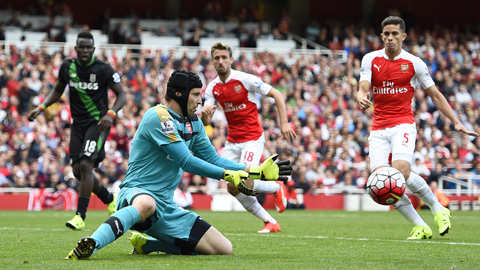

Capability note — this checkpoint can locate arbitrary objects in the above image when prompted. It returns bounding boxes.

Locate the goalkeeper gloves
[223,170,256,196]
[248,154,292,181]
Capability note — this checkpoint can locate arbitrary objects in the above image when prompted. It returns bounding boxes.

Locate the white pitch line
[2,227,479,247]
[0,227,92,232]
[227,233,480,246]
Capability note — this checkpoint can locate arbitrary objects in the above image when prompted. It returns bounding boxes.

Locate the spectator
[246,28,261,48]
[111,22,127,44]
[173,180,194,209]
[285,179,305,209]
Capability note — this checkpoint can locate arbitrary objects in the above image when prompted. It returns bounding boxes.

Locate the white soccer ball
[366,167,406,205]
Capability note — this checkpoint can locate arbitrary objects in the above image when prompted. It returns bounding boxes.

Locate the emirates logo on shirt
[234,84,242,93]
[401,64,409,73]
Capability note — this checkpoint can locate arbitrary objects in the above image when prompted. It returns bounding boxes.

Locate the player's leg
[67,124,115,229]
[405,171,450,235]
[389,124,432,239]
[66,123,90,229]
[84,124,116,210]
[224,140,283,233]
[66,189,154,260]
[132,214,231,255]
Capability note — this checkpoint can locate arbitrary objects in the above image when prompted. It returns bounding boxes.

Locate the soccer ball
[366,167,406,205]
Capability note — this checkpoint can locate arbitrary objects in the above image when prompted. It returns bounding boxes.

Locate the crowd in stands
[1,5,480,196]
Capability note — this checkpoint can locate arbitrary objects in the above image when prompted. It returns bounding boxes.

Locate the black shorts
[70,122,109,167]
[174,217,212,255]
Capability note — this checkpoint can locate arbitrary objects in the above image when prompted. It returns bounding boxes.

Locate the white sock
[393,194,428,227]
[234,192,276,224]
[252,180,279,193]
[407,172,444,214]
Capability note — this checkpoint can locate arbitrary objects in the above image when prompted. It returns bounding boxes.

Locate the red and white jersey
[360,48,435,131]
[204,69,272,143]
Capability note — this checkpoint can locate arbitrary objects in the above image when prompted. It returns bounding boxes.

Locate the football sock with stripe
[95,186,114,205]
[140,236,191,255]
[91,206,141,250]
[393,194,428,227]
[235,192,277,224]
[406,172,444,213]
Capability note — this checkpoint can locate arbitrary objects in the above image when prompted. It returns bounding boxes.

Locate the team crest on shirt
[89,74,96,82]
[185,122,192,133]
[234,84,242,93]
[401,64,409,73]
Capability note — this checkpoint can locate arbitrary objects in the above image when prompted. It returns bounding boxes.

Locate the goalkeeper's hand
[248,154,292,181]
[223,170,256,196]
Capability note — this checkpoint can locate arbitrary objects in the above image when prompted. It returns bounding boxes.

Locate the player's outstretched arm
[248,154,292,181]
[27,81,66,121]
[267,88,296,142]
[426,85,479,137]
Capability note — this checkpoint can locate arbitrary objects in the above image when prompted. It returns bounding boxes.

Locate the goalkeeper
[66,70,292,259]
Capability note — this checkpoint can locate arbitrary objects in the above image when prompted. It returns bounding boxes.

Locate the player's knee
[132,195,156,221]
[215,239,233,255]
[226,183,240,195]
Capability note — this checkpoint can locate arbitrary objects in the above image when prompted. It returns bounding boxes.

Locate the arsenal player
[202,42,296,233]
[357,16,478,240]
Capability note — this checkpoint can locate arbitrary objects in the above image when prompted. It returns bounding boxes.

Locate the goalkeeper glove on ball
[223,170,256,196]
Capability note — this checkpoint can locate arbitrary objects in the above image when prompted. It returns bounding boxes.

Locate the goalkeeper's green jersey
[120,104,244,203]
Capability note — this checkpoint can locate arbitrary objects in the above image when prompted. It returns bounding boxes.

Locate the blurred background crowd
[1,0,480,197]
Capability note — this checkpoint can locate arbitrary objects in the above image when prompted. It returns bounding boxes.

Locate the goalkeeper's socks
[140,236,193,255]
[406,172,443,213]
[393,195,428,227]
[252,180,279,193]
[91,206,140,250]
[95,186,114,204]
[77,196,90,220]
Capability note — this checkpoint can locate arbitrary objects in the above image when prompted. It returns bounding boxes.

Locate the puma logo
[114,220,123,235]
[374,64,381,72]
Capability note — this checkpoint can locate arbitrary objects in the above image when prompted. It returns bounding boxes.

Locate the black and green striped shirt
[58,57,120,126]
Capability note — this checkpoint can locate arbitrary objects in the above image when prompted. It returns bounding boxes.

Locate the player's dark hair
[381,16,406,33]
[166,70,203,117]
[211,42,232,57]
[77,31,94,43]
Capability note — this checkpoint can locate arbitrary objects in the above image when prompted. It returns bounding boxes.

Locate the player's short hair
[211,42,232,57]
[381,16,406,33]
[77,31,94,43]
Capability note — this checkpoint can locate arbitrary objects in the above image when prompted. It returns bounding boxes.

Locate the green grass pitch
[1,210,479,269]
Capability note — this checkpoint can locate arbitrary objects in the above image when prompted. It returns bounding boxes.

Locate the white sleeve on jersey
[204,80,216,106]
[359,52,374,83]
[241,71,272,95]
[412,57,435,89]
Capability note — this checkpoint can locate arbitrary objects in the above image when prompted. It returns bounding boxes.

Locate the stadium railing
[438,175,480,196]
[0,40,346,63]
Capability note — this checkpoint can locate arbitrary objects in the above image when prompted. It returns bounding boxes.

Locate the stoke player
[201,42,296,233]
[357,16,478,239]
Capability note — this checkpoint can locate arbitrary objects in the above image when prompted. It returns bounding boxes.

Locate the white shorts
[223,133,265,165]
[368,123,416,171]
